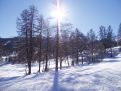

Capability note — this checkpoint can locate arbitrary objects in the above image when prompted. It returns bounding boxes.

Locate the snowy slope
[0,53,121,91]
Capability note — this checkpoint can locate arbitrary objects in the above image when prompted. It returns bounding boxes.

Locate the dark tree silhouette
[36,15,45,72]
[87,29,96,63]
[117,23,121,46]
[17,5,38,75]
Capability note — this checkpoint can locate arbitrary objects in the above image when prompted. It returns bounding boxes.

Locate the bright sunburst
[51,0,65,22]
[51,8,65,21]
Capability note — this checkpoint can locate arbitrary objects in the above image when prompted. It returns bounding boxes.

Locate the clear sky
[0,0,121,38]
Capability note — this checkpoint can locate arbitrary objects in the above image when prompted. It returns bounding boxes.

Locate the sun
[51,1,65,22]
[51,8,65,21]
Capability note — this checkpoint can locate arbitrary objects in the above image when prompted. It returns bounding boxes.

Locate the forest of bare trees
[0,5,120,75]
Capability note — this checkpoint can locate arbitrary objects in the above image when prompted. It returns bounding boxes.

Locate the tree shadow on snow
[0,76,19,82]
[51,71,59,91]
[51,71,67,91]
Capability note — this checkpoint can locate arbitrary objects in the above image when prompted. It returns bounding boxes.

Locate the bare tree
[99,26,107,52]
[44,19,51,72]
[17,5,38,75]
[107,25,114,57]
[87,29,96,63]
[69,28,85,65]
[0,39,3,61]
[117,23,121,46]
[60,29,71,67]
[36,15,45,72]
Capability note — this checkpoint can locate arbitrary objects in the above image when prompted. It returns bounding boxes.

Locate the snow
[0,52,121,90]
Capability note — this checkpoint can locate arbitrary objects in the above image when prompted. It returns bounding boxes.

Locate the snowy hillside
[0,53,121,91]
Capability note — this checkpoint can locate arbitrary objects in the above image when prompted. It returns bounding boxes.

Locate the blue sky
[0,0,121,38]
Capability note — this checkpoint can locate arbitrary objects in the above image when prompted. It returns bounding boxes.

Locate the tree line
[1,5,121,75]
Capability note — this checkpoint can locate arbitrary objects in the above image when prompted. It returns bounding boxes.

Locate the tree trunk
[81,53,84,65]
[76,49,79,64]
[91,41,94,63]
[67,56,69,66]
[55,19,59,71]
[45,28,49,72]
[110,47,113,57]
[38,33,42,72]
[60,57,62,69]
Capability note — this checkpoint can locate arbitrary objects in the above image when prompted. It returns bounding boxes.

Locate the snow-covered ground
[0,53,121,91]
